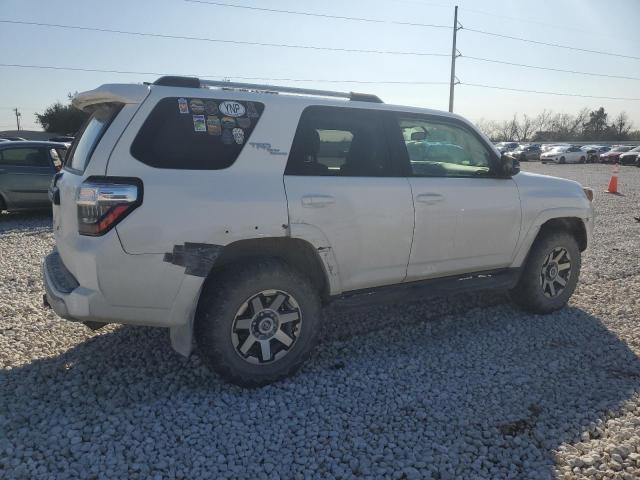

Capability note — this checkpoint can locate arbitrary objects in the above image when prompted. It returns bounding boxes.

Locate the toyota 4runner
[43,76,594,386]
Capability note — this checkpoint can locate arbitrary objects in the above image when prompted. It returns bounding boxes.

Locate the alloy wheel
[539,247,572,298]
[231,289,302,365]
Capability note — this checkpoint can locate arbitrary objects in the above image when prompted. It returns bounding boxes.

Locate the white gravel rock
[1,164,640,479]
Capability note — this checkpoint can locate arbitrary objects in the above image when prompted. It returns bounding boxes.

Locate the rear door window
[285,106,392,176]
[66,103,121,172]
[130,97,264,170]
[0,148,50,167]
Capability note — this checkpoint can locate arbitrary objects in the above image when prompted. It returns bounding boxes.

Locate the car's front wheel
[510,230,581,314]
[195,258,322,387]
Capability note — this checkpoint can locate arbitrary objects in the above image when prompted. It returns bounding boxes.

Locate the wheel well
[204,237,330,301]
[538,217,587,251]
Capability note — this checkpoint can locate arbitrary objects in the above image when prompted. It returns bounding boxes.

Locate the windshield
[65,103,121,172]
[611,146,632,152]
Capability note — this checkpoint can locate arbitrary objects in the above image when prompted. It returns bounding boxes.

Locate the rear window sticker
[193,115,206,132]
[221,129,234,145]
[189,99,205,114]
[232,128,245,145]
[221,116,236,128]
[178,98,189,114]
[246,102,259,118]
[219,101,246,117]
[204,100,218,115]
[206,116,221,135]
[236,117,251,129]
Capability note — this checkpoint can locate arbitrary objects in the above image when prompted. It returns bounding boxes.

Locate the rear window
[66,103,121,172]
[130,97,264,170]
[0,148,50,167]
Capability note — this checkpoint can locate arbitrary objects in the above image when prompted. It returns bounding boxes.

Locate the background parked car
[495,141,519,153]
[0,141,67,212]
[619,146,640,166]
[540,145,586,164]
[507,144,542,161]
[581,145,610,163]
[600,145,636,163]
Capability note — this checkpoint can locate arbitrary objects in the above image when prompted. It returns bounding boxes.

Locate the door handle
[416,193,444,205]
[301,195,335,208]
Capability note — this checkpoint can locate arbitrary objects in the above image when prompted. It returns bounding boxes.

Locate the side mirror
[498,153,520,177]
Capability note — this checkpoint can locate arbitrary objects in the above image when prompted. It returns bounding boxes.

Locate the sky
[1,0,639,132]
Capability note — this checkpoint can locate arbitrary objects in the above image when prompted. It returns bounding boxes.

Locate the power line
[0,62,451,85]
[3,62,638,101]
[0,19,449,57]
[397,1,623,40]
[463,27,640,61]
[462,56,640,81]
[184,0,451,28]
[461,82,640,101]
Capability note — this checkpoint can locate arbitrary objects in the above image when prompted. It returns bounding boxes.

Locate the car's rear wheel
[559,156,566,164]
[510,230,581,314]
[579,156,586,163]
[195,258,321,387]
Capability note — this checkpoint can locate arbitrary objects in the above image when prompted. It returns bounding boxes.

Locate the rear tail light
[77,177,142,236]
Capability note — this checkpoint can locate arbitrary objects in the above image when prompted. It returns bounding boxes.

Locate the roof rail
[153,76,200,88]
[152,76,383,103]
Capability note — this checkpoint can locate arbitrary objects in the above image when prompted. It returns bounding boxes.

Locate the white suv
[43,76,594,386]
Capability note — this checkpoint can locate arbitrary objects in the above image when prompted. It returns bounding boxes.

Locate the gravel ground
[1,163,640,480]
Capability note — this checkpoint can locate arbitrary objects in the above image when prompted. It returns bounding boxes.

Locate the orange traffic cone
[606,163,619,194]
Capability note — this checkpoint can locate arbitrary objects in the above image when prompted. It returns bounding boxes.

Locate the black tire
[0,196,5,212]
[520,154,527,162]
[559,156,566,164]
[579,156,586,164]
[510,230,581,314]
[195,258,321,387]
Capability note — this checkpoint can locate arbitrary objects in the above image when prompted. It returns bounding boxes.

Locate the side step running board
[330,268,520,310]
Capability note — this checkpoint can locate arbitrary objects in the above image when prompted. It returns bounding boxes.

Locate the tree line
[476,107,639,142]
[31,96,640,144]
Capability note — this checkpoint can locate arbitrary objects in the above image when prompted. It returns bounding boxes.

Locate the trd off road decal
[177,98,189,114]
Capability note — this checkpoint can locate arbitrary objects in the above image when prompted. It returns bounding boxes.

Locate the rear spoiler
[72,84,150,112]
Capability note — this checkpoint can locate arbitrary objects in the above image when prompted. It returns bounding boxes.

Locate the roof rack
[152,76,383,103]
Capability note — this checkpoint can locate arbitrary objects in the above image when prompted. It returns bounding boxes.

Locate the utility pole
[13,108,21,130]
[448,6,461,113]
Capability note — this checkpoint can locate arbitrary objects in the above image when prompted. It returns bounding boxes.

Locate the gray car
[0,141,67,212]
